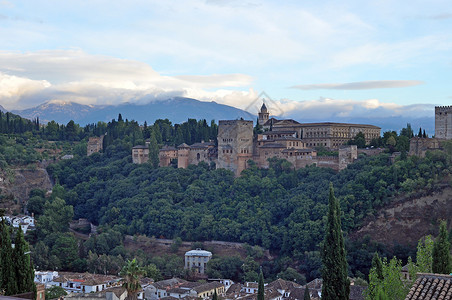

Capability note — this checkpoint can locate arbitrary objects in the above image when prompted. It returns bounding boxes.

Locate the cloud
[255,97,434,121]
[426,13,452,20]
[290,80,424,90]
[0,50,253,109]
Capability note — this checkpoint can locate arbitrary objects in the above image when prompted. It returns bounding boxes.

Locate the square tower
[435,106,452,139]
[217,120,253,176]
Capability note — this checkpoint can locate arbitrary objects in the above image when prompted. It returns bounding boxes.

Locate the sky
[0,0,451,121]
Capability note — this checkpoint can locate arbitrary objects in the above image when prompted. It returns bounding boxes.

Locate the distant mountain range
[11,98,256,125]
[7,98,434,134]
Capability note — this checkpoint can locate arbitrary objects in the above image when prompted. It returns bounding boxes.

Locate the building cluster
[0,214,35,233]
[158,104,379,176]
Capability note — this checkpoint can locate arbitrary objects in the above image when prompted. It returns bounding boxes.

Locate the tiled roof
[267,278,300,291]
[167,288,191,294]
[153,278,187,290]
[132,145,148,149]
[193,281,223,293]
[225,283,243,295]
[349,285,367,300]
[178,143,190,148]
[405,273,452,300]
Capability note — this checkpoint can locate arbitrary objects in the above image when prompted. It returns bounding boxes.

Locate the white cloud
[291,80,424,90]
[0,50,253,109]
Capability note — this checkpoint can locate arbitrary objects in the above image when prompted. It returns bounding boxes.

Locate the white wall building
[184,249,212,274]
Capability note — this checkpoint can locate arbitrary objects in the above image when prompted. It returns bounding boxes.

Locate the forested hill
[46,137,452,278]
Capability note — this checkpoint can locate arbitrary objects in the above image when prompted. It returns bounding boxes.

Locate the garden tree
[143,264,162,281]
[0,221,17,295]
[416,235,434,273]
[348,132,366,148]
[366,253,384,300]
[366,256,408,300]
[277,267,306,284]
[321,184,349,300]
[206,256,244,282]
[120,259,144,300]
[303,286,310,300]
[242,256,260,282]
[376,287,389,300]
[12,226,35,294]
[212,289,218,300]
[432,220,452,274]
[45,286,67,300]
[257,269,264,300]
[373,253,384,281]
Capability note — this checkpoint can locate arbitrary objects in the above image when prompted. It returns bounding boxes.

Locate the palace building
[158,103,379,176]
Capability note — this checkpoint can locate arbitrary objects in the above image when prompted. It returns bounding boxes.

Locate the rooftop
[405,273,452,300]
[185,248,212,257]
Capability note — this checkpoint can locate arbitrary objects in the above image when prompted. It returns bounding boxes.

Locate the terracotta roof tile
[405,273,452,300]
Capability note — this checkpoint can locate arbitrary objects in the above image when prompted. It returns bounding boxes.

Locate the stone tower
[258,102,269,126]
[177,143,190,168]
[435,106,452,139]
[217,120,253,176]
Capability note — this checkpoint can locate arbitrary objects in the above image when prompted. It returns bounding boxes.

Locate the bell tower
[258,102,269,126]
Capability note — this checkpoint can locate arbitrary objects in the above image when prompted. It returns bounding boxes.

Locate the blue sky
[0,0,451,121]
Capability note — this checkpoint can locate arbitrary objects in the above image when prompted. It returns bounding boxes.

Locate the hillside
[351,184,452,247]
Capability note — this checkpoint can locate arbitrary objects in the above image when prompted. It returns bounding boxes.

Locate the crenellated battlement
[435,106,452,112]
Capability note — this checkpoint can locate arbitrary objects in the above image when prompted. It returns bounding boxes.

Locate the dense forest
[1,112,448,284]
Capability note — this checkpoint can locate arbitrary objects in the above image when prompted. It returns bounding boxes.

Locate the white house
[48,272,120,294]
[35,271,59,286]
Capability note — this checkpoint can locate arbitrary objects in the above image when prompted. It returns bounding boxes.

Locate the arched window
[197,153,200,160]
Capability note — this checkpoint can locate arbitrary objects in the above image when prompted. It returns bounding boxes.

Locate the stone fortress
[158,104,382,176]
[409,106,452,157]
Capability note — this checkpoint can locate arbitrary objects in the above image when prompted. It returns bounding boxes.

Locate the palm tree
[120,259,144,300]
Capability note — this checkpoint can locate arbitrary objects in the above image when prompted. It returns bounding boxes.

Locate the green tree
[212,289,218,300]
[0,221,17,295]
[432,220,452,274]
[257,269,264,300]
[373,253,384,281]
[12,226,35,294]
[120,259,144,300]
[321,183,350,300]
[143,264,162,281]
[45,286,67,300]
[416,235,434,273]
[376,287,389,300]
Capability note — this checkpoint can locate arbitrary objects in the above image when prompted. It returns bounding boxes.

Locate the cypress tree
[257,269,264,300]
[321,183,350,300]
[212,289,218,300]
[303,285,310,300]
[423,130,427,138]
[13,226,34,294]
[372,252,384,281]
[418,127,422,137]
[0,221,17,295]
[432,220,452,274]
